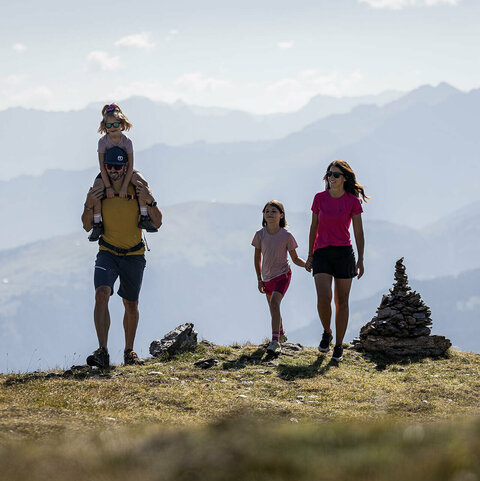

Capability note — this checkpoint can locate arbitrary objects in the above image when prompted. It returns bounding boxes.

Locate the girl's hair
[324,160,370,203]
[262,200,287,228]
[98,103,133,134]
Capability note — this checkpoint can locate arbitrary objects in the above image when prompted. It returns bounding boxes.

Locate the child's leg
[133,171,158,232]
[132,171,148,212]
[267,292,283,341]
[92,177,105,221]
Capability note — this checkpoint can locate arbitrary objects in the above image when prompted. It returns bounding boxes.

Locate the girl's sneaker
[267,340,282,354]
[138,215,158,232]
[318,331,333,352]
[331,345,344,362]
[279,333,288,343]
[88,221,104,242]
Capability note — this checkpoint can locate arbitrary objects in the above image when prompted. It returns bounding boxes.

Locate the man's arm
[136,179,163,229]
[81,185,104,232]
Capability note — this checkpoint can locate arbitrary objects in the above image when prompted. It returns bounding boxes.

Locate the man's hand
[85,185,104,208]
[135,178,155,205]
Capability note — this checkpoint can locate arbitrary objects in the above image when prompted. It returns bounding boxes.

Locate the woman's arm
[352,213,365,279]
[289,249,306,268]
[254,248,265,293]
[305,212,319,272]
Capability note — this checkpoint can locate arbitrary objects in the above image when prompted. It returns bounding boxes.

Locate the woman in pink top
[252,200,306,355]
[305,160,369,362]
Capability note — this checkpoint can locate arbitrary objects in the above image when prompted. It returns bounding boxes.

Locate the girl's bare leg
[266,293,283,335]
[92,178,104,216]
[132,172,148,208]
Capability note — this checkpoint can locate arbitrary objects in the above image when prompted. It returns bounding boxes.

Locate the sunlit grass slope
[1,343,479,480]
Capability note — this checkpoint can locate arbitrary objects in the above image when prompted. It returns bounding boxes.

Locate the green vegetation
[1,344,480,479]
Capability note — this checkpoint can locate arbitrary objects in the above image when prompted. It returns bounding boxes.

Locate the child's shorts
[263,270,292,297]
[312,245,356,279]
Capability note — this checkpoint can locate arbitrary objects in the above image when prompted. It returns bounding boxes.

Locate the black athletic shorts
[94,250,146,301]
[312,245,356,279]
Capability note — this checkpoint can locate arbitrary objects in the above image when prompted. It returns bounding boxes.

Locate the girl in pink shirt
[88,103,157,241]
[305,160,369,362]
[252,200,306,355]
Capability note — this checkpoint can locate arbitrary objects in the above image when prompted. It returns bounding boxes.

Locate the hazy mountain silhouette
[0,90,401,179]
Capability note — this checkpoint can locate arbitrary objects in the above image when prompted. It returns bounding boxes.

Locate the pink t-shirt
[251,227,298,281]
[311,190,363,251]
[97,133,134,154]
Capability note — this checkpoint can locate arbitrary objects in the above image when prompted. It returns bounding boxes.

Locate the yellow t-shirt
[99,183,145,256]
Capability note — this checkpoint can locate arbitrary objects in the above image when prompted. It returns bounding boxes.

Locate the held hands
[305,255,313,272]
[356,259,364,279]
[106,186,115,199]
[257,279,265,294]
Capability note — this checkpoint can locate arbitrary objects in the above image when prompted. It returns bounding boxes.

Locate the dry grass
[1,344,480,479]
[1,343,480,441]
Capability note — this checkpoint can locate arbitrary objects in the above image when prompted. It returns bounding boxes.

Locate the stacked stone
[353,258,451,359]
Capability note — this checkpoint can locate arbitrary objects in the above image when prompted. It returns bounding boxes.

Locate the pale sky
[1,0,479,113]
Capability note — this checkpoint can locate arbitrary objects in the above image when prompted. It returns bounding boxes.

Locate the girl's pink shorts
[264,270,292,297]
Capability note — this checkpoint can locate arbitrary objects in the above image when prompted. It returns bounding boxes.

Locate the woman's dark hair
[324,160,370,203]
[262,200,287,227]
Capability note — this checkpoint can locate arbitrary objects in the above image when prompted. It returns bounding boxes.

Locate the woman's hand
[305,255,313,272]
[356,259,364,279]
[257,280,265,294]
[106,186,115,199]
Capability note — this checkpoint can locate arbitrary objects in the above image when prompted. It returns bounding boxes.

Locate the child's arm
[120,152,134,197]
[99,153,114,198]
[254,248,265,293]
[289,249,306,268]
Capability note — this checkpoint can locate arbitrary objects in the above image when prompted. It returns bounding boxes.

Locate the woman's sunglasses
[326,171,343,179]
[105,122,121,129]
[105,163,124,171]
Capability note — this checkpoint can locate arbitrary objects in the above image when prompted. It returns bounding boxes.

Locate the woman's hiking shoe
[88,221,104,242]
[331,345,344,362]
[138,215,158,232]
[124,349,144,365]
[86,347,110,368]
[318,331,333,353]
[279,333,288,343]
[266,340,282,354]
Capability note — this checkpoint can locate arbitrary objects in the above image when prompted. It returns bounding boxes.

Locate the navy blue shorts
[94,250,146,301]
[312,246,356,279]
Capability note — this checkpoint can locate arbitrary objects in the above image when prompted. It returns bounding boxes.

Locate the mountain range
[0,90,401,179]
[0,201,477,373]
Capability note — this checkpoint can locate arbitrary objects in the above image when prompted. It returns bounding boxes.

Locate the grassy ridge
[1,417,479,480]
[1,343,480,479]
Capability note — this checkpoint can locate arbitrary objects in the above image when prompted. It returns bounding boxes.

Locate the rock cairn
[353,258,451,359]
